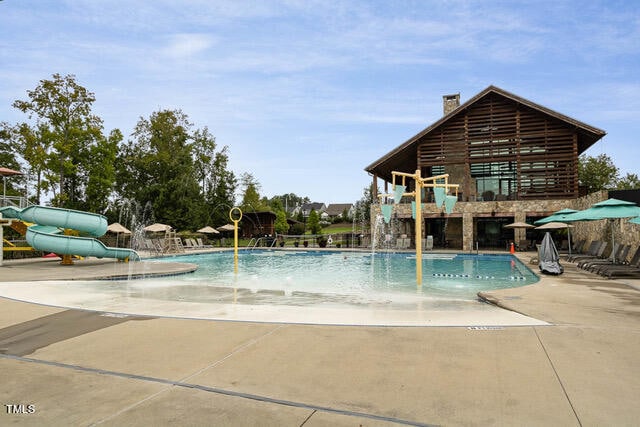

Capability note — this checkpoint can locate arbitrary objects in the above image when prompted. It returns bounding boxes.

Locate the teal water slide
[0,205,140,261]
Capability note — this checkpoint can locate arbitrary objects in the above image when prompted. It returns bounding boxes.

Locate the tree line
[0,74,335,232]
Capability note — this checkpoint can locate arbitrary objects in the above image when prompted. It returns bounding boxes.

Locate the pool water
[0,250,546,326]
[157,250,538,301]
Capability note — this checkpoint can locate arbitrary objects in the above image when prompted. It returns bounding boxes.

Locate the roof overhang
[365,85,606,183]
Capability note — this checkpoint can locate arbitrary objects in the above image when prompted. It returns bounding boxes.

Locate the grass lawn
[320,222,355,234]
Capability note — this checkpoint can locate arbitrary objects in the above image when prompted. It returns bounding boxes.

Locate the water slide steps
[0,206,139,261]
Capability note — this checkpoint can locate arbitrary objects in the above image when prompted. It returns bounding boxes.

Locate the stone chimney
[443,93,460,115]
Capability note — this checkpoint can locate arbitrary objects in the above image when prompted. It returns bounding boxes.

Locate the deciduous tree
[11,73,105,208]
[578,153,619,194]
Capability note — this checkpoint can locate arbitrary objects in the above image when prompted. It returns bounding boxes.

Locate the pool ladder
[247,237,278,250]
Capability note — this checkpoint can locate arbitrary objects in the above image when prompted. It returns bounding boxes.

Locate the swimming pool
[158,250,538,301]
[0,250,544,326]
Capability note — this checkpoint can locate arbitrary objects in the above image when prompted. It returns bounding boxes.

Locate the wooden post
[415,169,422,285]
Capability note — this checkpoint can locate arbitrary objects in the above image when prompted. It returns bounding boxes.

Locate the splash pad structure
[378,170,460,284]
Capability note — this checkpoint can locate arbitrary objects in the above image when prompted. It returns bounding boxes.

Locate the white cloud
[162,33,216,59]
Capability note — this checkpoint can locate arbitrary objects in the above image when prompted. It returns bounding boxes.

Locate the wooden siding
[417,93,579,200]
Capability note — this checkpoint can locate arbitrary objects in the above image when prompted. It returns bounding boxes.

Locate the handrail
[246,238,256,249]
[0,196,35,209]
[249,236,278,250]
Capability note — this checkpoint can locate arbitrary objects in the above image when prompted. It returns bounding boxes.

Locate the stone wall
[370,190,640,256]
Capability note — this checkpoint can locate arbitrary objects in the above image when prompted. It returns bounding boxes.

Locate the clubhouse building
[365,85,607,250]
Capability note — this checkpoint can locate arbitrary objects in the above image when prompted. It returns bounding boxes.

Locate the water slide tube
[0,205,140,261]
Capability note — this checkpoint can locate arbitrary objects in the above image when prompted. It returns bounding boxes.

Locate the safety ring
[229,207,243,222]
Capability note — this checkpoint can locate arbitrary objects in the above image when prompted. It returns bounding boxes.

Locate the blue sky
[1,0,639,205]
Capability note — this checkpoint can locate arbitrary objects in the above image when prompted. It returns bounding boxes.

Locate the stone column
[462,212,474,251]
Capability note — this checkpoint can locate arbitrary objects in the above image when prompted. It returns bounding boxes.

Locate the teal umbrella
[630,216,640,225]
[563,199,640,263]
[563,199,640,221]
[534,208,578,225]
[535,209,578,255]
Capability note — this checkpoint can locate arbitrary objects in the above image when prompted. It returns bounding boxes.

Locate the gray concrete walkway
[1,254,639,426]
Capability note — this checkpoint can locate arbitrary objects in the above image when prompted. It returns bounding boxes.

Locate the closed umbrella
[539,232,563,275]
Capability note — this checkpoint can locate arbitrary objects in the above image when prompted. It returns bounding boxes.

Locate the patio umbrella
[503,221,535,229]
[217,224,236,232]
[539,232,563,275]
[197,226,219,234]
[536,221,574,256]
[144,223,172,233]
[563,198,640,263]
[534,208,578,225]
[630,216,640,225]
[107,222,131,234]
[503,222,535,251]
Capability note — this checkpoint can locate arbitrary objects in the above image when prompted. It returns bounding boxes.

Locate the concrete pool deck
[1,252,640,425]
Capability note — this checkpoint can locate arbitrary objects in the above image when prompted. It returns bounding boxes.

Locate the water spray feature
[378,170,460,285]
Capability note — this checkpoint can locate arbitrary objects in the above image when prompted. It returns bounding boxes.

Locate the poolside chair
[597,246,640,278]
[601,257,640,279]
[196,238,212,248]
[592,245,639,275]
[579,244,628,271]
[577,242,617,268]
[183,238,196,250]
[568,241,606,263]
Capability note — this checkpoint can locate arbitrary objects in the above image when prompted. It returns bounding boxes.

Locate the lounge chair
[183,238,196,249]
[601,258,640,279]
[582,244,631,272]
[597,246,640,278]
[579,243,624,269]
[518,239,533,251]
[593,246,640,275]
[196,238,212,248]
[568,241,607,263]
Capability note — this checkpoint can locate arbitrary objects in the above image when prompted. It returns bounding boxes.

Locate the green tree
[116,109,204,230]
[270,193,310,215]
[11,73,105,208]
[189,127,237,226]
[0,125,24,197]
[307,209,322,235]
[85,129,121,214]
[578,153,619,194]
[239,172,264,212]
[204,146,237,227]
[354,185,374,223]
[274,209,289,235]
[616,173,640,190]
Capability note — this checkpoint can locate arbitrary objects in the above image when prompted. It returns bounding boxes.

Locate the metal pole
[229,207,243,274]
[415,169,422,285]
[0,212,4,267]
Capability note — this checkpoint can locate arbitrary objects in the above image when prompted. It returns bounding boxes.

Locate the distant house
[300,202,326,218]
[325,203,355,220]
